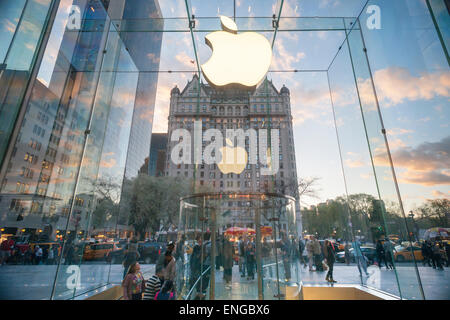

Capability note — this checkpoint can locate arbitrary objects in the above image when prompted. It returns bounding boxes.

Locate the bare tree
[275,176,320,207]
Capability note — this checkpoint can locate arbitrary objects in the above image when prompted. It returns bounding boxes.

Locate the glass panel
[328,36,402,295]
[349,0,449,300]
[0,0,53,168]
[343,14,425,299]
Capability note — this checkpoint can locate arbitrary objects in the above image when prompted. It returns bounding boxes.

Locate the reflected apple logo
[217,138,248,174]
[201,16,272,90]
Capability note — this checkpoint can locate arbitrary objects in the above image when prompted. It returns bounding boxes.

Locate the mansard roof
[175,75,286,98]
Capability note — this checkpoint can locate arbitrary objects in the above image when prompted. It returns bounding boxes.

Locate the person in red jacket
[1,236,15,265]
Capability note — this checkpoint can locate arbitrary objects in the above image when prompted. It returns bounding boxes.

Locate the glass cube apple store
[0,0,449,300]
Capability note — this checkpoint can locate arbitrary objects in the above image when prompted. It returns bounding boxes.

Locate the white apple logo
[217,138,248,174]
[201,16,272,90]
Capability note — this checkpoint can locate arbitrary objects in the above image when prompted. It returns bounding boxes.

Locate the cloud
[345,159,365,168]
[175,51,196,68]
[374,136,450,186]
[1,19,16,33]
[387,128,414,136]
[400,171,450,186]
[431,190,449,198]
[100,158,117,168]
[360,173,373,179]
[290,85,331,126]
[359,67,450,107]
[100,153,117,168]
[319,0,341,8]
[271,38,306,72]
[147,53,160,64]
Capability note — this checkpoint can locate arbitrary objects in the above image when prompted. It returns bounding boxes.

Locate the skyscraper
[149,133,167,176]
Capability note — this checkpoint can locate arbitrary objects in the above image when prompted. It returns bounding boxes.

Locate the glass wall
[0,0,54,166]
[179,193,298,300]
[0,0,159,300]
[0,0,448,300]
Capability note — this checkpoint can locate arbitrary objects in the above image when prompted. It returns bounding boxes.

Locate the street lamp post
[409,211,419,242]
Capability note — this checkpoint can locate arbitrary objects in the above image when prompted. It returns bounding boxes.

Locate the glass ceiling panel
[236,0,283,17]
[188,0,234,17]
[159,0,190,18]
[272,30,347,71]
[280,0,367,18]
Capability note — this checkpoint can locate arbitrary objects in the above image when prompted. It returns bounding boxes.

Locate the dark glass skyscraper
[0,0,162,300]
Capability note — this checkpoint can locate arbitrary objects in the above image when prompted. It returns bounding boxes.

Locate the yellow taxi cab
[394,245,424,262]
[83,242,119,261]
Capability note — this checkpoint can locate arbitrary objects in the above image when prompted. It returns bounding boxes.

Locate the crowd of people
[420,239,449,270]
[0,236,62,266]
[121,238,178,300]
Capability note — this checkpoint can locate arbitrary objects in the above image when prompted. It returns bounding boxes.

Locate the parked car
[336,246,377,264]
[394,245,424,262]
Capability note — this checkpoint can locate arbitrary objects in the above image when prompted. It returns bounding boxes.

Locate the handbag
[322,260,329,271]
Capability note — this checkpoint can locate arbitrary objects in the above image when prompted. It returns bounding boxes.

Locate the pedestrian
[298,237,306,267]
[344,242,351,266]
[312,237,322,272]
[34,245,43,265]
[154,280,176,300]
[189,235,202,288]
[47,245,54,265]
[65,243,75,265]
[0,236,15,265]
[42,246,48,264]
[238,236,246,277]
[383,238,394,269]
[245,240,255,280]
[352,239,368,276]
[156,241,175,273]
[163,250,176,282]
[280,233,291,281]
[53,245,59,263]
[122,262,145,300]
[376,239,387,269]
[143,265,163,300]
[122,245,140,279]
[24,247,33,265]
[431,241,444,270]
[444,242,450,268]
[216,235,223,271]
[324,240,336,283]
[421,241,431,267]
[306,236,315,271]
[222,236,234,287]
[175,235,185,263]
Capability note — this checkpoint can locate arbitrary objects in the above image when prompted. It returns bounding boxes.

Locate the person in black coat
[324,240,336,283]
[376,239,387,268]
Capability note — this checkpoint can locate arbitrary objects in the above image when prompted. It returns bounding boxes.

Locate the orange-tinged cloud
[359,67,450,107]
[374,136,450,186]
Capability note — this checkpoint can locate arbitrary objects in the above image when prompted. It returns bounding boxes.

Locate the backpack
[154,291,174,300]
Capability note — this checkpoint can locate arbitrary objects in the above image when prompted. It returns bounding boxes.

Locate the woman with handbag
[122,262,145,300]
